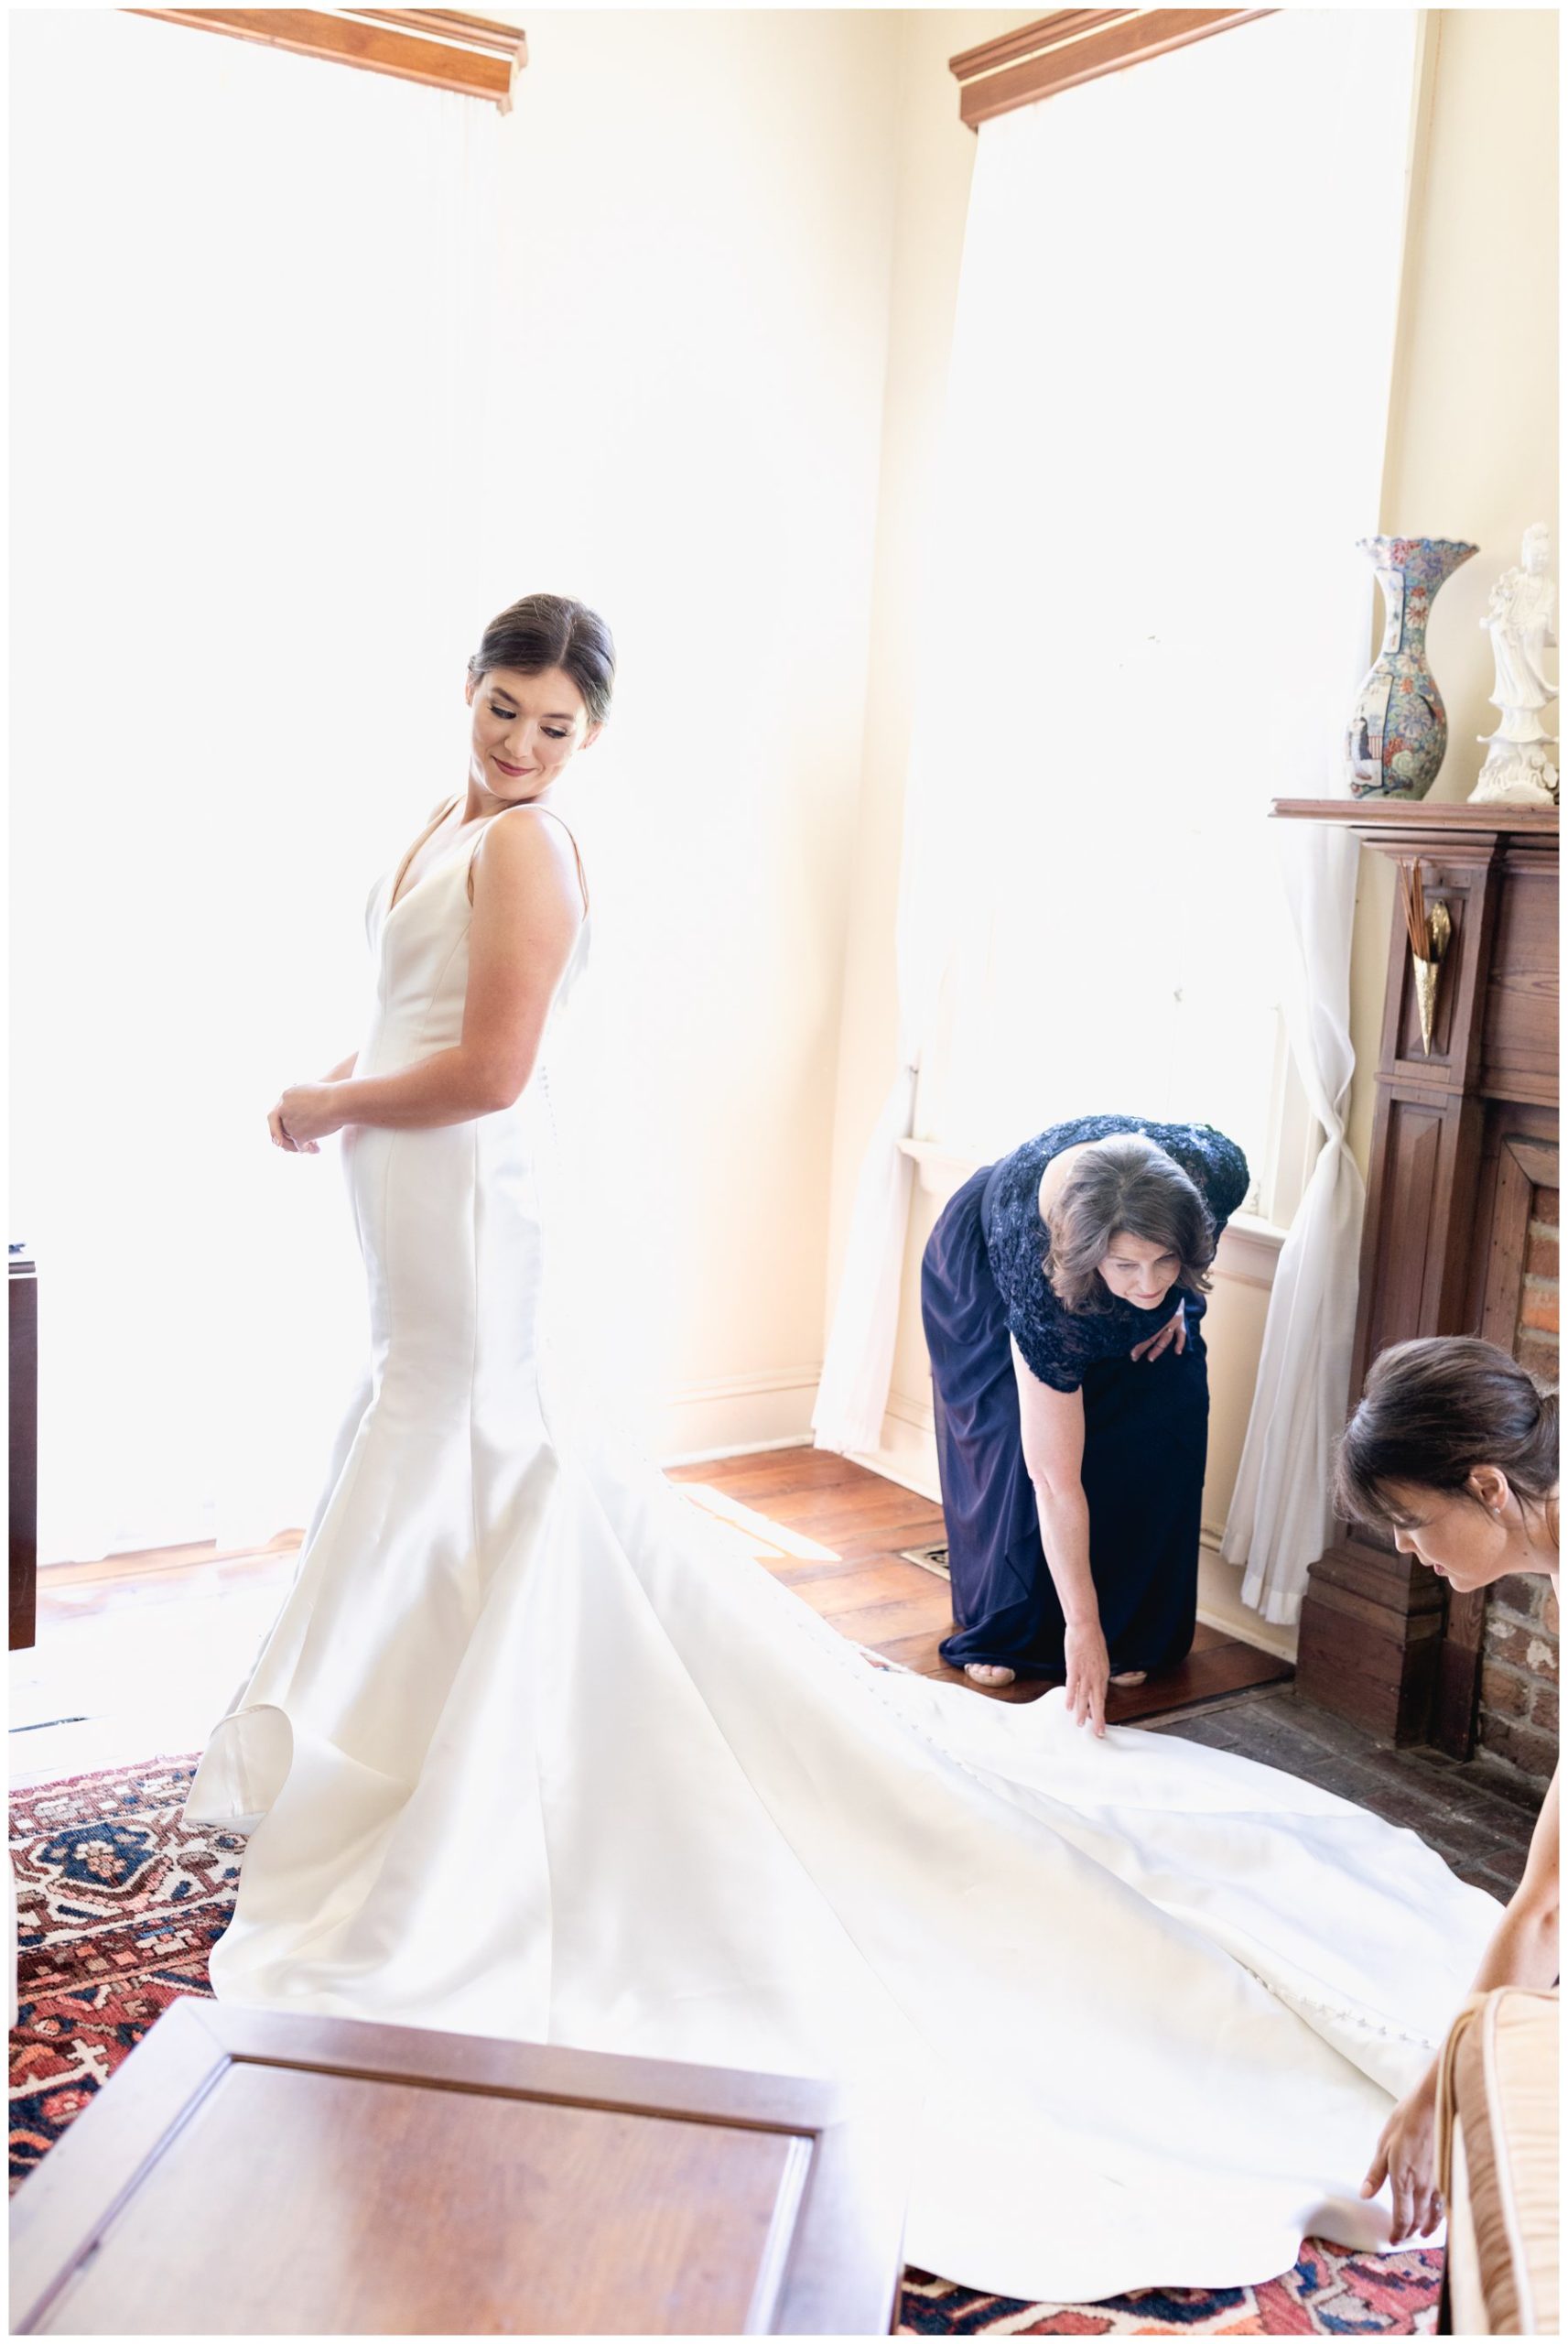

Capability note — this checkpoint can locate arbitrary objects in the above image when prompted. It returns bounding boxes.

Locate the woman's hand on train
[1064,1619,1110,1736]
[1360,2065,1443,2245]
[1131,1300,1187,1363]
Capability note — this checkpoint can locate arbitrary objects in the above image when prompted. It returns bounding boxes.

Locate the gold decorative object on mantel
[1400,857,1452,1056]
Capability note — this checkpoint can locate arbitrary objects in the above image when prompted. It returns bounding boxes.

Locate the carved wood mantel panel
[1271,800,1560,1744]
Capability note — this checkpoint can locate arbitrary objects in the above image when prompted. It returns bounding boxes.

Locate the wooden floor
[666,1448,1293,1723]
[10,1449,1291,1788]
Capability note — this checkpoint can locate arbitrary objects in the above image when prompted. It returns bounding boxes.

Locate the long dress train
[186,808,1500,2306]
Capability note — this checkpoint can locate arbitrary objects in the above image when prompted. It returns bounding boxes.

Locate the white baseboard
[845,1447,943,1503]
[649,1365,821,1465]
[660,1433,813,1467]
[849,1394,942,1503]
[1196,1534,1299,1661]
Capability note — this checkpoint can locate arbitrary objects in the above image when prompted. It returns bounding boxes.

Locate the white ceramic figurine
[1472,522,1559,806]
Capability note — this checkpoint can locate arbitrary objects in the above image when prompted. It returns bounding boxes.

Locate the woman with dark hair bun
[922,1115,1249,1721]
[468,590,617,727]
[1335,1335,1559,2249]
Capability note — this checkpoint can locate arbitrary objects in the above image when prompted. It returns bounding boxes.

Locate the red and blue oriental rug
[9,1759,1443,2334]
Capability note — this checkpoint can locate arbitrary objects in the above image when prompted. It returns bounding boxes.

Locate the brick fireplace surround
[1476,1185,1560,1787]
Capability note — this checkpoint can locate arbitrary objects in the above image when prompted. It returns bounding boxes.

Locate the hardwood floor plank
[822,1596,968,1648]
[781,1559,949,1615]
[831,1520,950,1561]
[717,1494,943,1548]
[667,1449,867,1501]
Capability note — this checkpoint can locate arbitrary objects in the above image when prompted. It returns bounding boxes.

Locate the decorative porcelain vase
[1345,536,1478,799]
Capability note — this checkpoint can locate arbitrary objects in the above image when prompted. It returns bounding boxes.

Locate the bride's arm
[286,811,582,1137]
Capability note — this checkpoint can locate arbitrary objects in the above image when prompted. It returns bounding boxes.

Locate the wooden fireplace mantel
[1270,796,1560,1747]
[1271,798,1560,839]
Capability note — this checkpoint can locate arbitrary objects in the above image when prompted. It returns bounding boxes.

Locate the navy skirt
[921,1164,1207,1679]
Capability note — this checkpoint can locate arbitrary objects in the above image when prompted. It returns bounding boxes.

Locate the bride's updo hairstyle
[469,592,616,725]
[1335,1335,1560,1532]
[1045,1134,1217,1314]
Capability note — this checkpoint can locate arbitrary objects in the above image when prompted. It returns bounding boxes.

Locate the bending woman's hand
[1131,1299,1186,1363]
[1064,1619,1110,1737]
[268,1082,344,1154]
[1360,2067,1442,2245]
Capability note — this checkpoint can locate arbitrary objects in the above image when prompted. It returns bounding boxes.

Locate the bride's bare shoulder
[469,801,584,917]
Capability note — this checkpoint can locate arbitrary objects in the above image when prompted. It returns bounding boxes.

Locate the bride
[188,591,1501,2306]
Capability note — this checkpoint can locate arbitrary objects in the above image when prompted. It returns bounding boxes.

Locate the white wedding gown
[187,802,1501,2306]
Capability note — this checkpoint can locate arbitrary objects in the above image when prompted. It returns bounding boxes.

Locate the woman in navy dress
[921,1114,1249,1728]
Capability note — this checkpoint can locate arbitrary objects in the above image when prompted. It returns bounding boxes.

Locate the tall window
[11,11,503,1560]
[905,9,1417,1219]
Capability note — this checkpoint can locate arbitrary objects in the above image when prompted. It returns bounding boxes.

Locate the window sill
[898,1139,1289,1286]
[898,1136,983,1195]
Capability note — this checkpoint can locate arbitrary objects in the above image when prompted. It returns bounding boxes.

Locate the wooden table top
[10,1998,912,2337]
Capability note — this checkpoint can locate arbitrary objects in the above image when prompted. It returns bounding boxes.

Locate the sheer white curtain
[1221,820,1366,1623]
[11,13,503,1559]
[816,11,1417,1479]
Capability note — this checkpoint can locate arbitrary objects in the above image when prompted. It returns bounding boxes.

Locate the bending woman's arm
[270,810,582,1148]
[1011,1342,1111,1736]
[1362,1761,1559,2244]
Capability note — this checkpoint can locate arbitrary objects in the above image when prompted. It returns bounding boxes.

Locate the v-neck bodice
[384,794,478,917]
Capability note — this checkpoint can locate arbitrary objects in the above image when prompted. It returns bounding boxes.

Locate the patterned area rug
[898,2250,1443,2335]
[10,1758,240,2186]
[9,1760,1443,2333]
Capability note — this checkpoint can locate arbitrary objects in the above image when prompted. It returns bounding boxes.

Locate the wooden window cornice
[124,9,528,112]
[950,9,1273,129]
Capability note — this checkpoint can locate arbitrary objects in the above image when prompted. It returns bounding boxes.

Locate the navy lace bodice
[981,1114,1250,1394]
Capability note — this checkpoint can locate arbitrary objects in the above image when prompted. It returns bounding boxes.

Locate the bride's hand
[1064,1620,1110,1737]
[268,1083,341,1154]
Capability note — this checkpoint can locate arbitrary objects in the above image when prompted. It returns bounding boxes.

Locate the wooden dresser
[1275,800,1559,1749]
